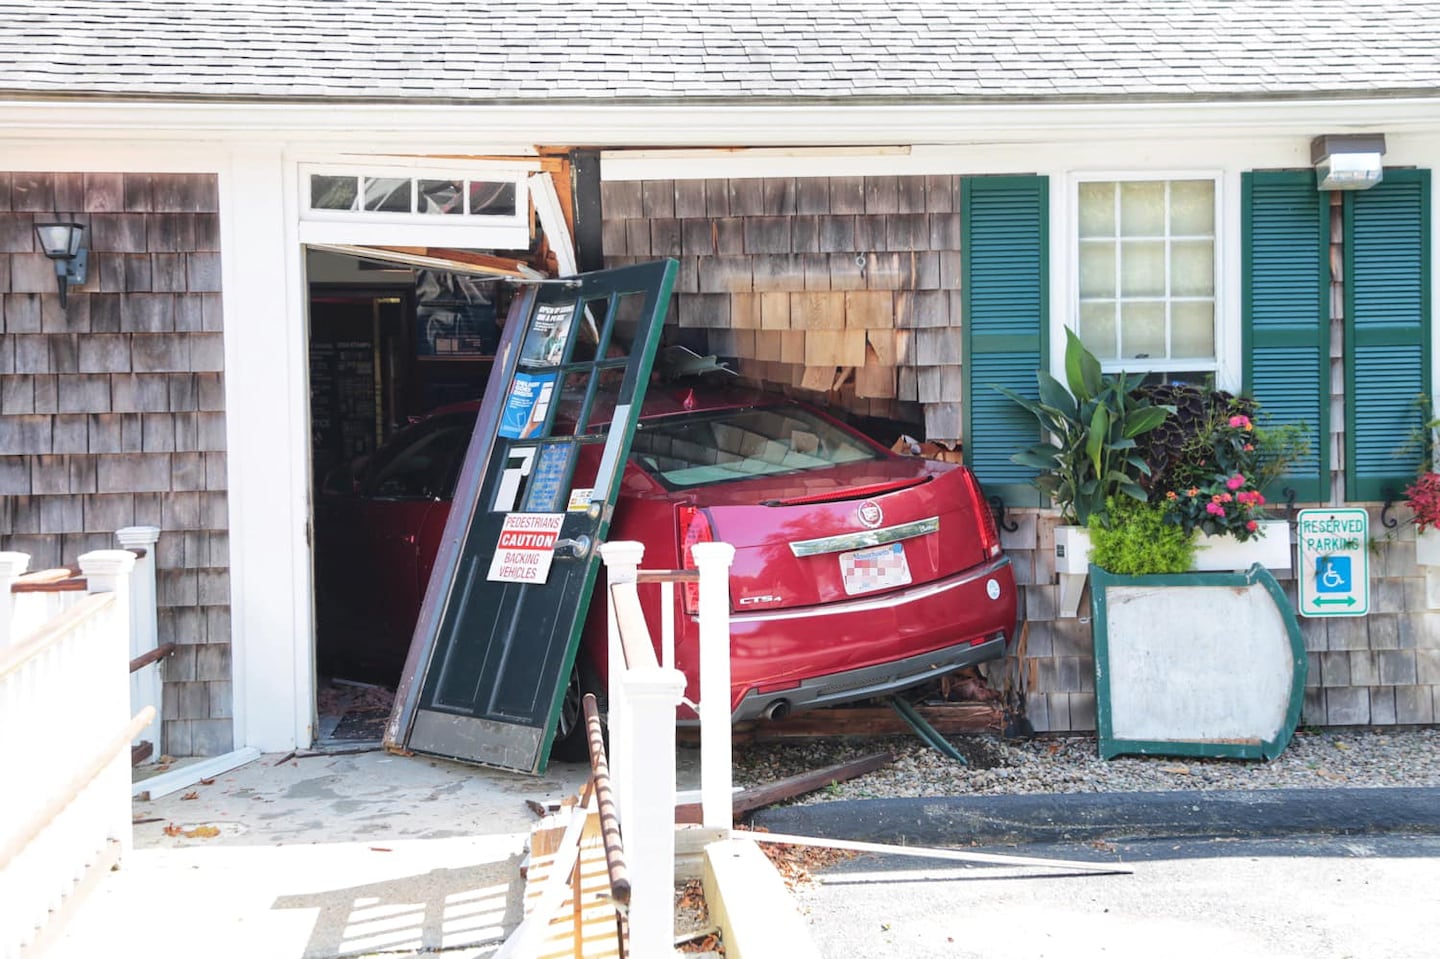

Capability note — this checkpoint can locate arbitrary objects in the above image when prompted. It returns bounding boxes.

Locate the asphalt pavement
[750,785,1440,846]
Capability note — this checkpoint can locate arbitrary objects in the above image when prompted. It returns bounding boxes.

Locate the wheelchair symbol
[1316,556,1350,593]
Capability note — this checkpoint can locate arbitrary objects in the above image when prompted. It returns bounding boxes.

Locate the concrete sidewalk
[749,785,1440,847]
[51,750,598,959]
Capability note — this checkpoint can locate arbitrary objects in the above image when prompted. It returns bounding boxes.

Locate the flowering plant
[1405,472,1440,533]
[1152,403,1273,542]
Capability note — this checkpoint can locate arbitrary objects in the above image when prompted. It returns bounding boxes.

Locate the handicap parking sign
[1296,508,1369,617]
[1315,556,1351,593]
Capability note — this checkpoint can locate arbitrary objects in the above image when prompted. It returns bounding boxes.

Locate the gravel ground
[730,726,1440,803]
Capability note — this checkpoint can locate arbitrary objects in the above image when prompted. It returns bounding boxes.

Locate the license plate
[839,542,912,596]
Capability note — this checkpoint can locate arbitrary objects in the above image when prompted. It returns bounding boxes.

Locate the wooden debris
[675,751,894,824]
[726,702,1003,742]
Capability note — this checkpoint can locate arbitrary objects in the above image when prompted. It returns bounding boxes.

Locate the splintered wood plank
[805,330,866,367]
[523,811,622,959]
[855,363,896,399]
[800,366,836,391]
[728,703,1004,740]
[790,291,844,330]
[845,291,894,329]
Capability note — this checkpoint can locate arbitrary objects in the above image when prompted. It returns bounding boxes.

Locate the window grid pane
[1076,178,1215,368]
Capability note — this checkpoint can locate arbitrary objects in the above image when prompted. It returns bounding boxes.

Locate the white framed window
[1073,175,1220,379]
[297,161,532,249]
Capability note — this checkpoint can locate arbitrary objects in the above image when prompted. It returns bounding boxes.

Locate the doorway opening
[306,247,516,746]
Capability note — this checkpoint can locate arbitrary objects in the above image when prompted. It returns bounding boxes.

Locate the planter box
[1090,564,1307,760]
[1054,519,1291,575]
[1191,520,1292,572]
[1417,527,1440,566]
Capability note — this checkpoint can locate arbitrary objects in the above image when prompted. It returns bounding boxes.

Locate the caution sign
[1296,508,1369,617]
[487,513,565,584]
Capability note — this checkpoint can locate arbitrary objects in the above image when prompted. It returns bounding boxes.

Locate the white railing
[599,539,735,957]
[0,536,161,959]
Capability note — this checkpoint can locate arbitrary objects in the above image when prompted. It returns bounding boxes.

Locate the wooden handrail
[0,593,115,681]
[608,581,659,671]
[635,569,699,584]
[129,642,176,674]
[583,693,630,906]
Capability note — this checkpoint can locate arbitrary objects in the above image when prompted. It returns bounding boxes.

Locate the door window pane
[363,177,412,213]
[470,181,518,217]
[418,179,464,215]
[311,175,359,211]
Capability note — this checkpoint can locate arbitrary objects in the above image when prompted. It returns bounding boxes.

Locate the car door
[386,260,677,773]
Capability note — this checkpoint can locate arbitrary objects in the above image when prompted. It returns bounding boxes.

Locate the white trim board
[132,747,262,800]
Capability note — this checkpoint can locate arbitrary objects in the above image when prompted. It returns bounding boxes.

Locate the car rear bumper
[726,554,1016,722]
[730,631,1007,722]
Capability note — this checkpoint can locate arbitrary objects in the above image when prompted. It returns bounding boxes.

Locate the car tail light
[678,505,714,614]
[960,468,1002,558]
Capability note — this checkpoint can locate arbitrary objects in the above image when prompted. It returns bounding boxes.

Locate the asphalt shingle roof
[2,0,1439,104]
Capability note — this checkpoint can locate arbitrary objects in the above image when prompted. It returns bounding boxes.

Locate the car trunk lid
[691,459,998,612]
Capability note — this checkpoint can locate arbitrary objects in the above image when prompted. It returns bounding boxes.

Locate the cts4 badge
[986,578,1001,600]
[856,500,884,529]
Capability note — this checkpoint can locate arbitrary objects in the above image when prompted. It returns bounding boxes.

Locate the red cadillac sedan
[315,387,1018,748]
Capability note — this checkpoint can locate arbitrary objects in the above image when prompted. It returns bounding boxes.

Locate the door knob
[552,535,592,559]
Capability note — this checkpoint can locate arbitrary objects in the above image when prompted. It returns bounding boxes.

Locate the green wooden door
[386,260,678,773]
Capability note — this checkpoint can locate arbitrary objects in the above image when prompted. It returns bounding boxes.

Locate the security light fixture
[33,221,89,308]
[1311,134,1386,191]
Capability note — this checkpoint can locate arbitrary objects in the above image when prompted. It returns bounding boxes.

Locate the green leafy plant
[1088,497,1196,575]
[997,329,1173,526]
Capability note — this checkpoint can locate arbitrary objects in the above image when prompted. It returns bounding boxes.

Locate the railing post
[692,542,735,831]
[77,549,138,858]
[598,541,644,818]
[0,552,30,651]
[618,666,686,957]
[116,526,162,760]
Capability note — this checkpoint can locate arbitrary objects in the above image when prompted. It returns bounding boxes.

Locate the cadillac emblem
[856,500,884,529]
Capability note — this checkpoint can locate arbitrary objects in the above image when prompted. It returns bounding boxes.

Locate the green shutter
[1241,171,1330,501]
[1345,169,1431,502]
[962,175,1049,506]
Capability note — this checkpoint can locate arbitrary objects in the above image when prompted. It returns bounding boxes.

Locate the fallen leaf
[163,823,183,837]
[369,846,392,852]
[1159,765,1190,775]
[1334,742,1351,751]
[199,778,216,785]
[181,791,199,801]
[183,825,221,839]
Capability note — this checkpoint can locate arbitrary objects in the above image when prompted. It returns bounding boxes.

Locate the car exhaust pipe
[762,698,792,722]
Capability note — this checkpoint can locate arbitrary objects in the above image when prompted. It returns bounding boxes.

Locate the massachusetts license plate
[839,542,912,596]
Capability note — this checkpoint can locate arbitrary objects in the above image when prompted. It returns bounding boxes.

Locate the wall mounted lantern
[1311,134,1386,191]
[33,221,89,308]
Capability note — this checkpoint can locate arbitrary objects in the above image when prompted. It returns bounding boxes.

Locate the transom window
[306,171,520,220]
[297,161,534,248]
[1076,178,1218,375]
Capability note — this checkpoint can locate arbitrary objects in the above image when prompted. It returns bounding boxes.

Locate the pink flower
[1228,415,1252,430]
[1246,520,1259,531]
[1243,444,1255,452]
[1206,502,1226,516]
[1226,473,1246,491]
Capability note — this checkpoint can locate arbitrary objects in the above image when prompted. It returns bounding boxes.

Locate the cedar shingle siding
[602,175,963,441]
[0,172,230,757]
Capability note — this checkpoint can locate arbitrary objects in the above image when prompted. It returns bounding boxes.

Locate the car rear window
[630,405,882,489]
